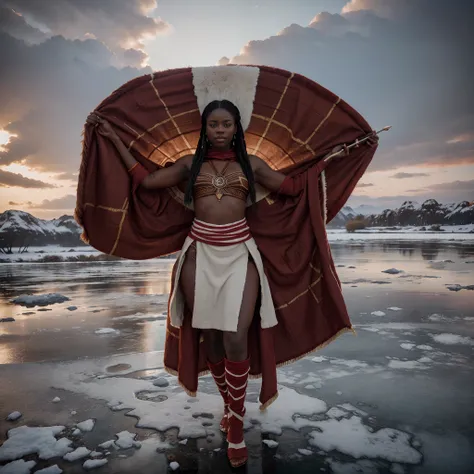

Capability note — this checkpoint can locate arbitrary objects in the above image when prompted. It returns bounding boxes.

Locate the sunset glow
[0,130,16,152]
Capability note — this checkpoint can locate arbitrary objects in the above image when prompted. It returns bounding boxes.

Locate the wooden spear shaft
[323,126,392,162]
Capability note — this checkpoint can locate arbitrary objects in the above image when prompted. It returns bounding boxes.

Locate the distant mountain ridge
[1,200,473,250]
[331,199,474,227]
[0,210,83,250]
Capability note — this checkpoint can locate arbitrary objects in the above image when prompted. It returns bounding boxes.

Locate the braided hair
[184,100,256,205]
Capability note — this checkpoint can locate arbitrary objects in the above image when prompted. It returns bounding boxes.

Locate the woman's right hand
[86,112,119,142]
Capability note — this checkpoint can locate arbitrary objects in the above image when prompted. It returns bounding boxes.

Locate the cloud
[54,172,78,181]
[349,179,474,209]
[1,1,171,66]
[229,1,474,172]
[30,194,77,210]
[0,169,55,188]
[429,179,474,193]
[9,200,33,206]
[392,172,430,179]
[0,1,171,176]
[0,31,150,172]
[0,6,48,44]
[217,56,230,66]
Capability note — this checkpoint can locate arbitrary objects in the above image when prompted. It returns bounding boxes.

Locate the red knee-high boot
[225,358,250,468]
[207,359,229,433]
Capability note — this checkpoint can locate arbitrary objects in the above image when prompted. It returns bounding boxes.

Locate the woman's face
[206,108,237,150]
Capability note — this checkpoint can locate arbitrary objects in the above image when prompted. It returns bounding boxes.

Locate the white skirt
[168,220,278,332]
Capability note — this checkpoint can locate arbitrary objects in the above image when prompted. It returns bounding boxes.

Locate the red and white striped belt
[189,218,252,246]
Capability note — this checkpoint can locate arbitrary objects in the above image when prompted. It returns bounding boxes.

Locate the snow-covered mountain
[368,200,474,226]
[0,210,83,249]
[328,206,356,227]
[331,200,474,227]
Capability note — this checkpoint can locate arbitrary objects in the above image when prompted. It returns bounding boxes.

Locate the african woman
[86,99,377,468]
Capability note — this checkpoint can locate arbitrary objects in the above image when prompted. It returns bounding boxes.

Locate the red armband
[129,162,149,190]
[277,174,305,197]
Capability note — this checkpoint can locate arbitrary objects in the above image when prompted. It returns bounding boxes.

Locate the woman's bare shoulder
[175,154,194,168]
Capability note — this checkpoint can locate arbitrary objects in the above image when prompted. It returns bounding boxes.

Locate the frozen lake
[1,239,473,473]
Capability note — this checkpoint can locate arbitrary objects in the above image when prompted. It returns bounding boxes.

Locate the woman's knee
[203,330,225,362]
[223,331,248,360]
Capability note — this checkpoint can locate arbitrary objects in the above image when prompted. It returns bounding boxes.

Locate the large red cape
[75,65,377,409]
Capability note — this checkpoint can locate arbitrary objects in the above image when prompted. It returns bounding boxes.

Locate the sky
[0,0,473,218]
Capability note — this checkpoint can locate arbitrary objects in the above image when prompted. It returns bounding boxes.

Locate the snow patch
[63,447,91,461]
[35,466,62,474]
[83,459,108,470]
[430,333,474,345]
[76,419,95,432]
[0,426,72,461]
[262,439,279,448]
[0,459,36,474]
[308,416,422,464]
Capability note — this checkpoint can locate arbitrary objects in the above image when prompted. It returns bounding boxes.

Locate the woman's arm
[251,143,361,196]
[86,112,191,190]
[116,141,191,190]
[250,156,286,192]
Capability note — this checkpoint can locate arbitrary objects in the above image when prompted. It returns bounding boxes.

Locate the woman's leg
[179,243,228,431]
[223,260,259,468]
[223,259,259,359]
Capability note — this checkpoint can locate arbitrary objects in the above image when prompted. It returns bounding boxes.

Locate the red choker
[206,149,237,161]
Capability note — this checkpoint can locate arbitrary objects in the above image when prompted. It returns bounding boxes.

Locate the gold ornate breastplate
[194,161,249,202]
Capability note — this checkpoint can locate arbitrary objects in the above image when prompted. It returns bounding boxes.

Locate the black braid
[184,123,208,205]
[184,100,256,205]
[234,120,256,204]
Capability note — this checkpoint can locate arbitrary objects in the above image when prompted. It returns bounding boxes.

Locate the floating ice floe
[308,416,422,464]
[97,440,115,449]
[63,446,91,461]
[0,426,72,462]
[429,333,474,345]
[94,328,119,335]
[371,311,386,317]
[51,397,60,403]
[382,268,404,274]
[6,412,22,421]
[400,343,416,350]
[11,293,70,308]
[35,465,63,474]
[298,448,313,456]
[76,419,95,432]
[0,459,36,474]
[114,312,166,322]
[114,431,141,449]
[387,307,403,311]
[169,461,180,471]
[262,439,279,448]
[388,359,430,370]
[83,459,108,470]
